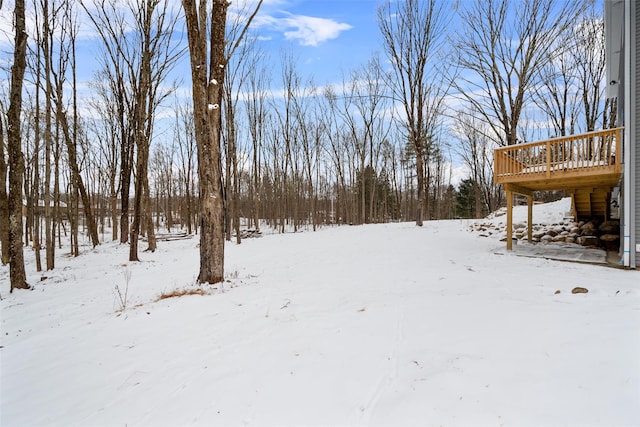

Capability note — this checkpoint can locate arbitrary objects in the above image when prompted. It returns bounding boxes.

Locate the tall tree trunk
[129,140,149,261]
[110,188,118,241]
[53,126,61,253]
[0,109,10,265]
[71,186,79,256]
[144,174,156,252]
[202,0,226,282]
[378,0,447,226]
[33,44,42,271]
[55,101,100,247]
[183,0,262,283]
[33,144,42,271]
[225,96,241,243]
[414,145,424,226]
[129,1,153,262]
[166,186,173,232]
[120,140,132,244]
[43,0,55,269]
[224,112,232,242]
[23,146,32,249]
[71,20,80,257]
[252,147,260,231]
[185,177,192,234]
[7,0,30,291]
[183,0,227,284]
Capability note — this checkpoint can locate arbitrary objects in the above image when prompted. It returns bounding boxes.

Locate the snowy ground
[1,199,639,427]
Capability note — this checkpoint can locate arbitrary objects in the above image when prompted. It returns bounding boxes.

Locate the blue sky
[0,0,467,182]
[247,0,383,84]
[0,0,383,88]
[0,0,608,189]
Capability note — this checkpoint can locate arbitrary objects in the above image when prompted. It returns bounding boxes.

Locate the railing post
[506,189,513,250]
[527,194,533,242]
[493,127,623,189]
[616,127,622,164]
[546,140,551,177]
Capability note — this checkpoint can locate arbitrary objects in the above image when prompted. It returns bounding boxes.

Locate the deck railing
[494,127,623,184]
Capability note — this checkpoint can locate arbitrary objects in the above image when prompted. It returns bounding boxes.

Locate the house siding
[634,0,639,267]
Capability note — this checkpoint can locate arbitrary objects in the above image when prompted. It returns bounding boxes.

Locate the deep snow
[1,199,639,426]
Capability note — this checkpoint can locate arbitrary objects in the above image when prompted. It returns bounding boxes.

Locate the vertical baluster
[546,140,551,177]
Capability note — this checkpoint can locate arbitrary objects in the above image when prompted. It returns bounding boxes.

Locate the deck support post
[506,190,513,250]
[527,195,533,242]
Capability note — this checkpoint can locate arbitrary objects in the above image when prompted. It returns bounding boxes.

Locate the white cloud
[281,14,352,46]
[256,12,352,47]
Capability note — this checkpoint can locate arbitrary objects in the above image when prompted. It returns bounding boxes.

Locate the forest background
[0,0,612,285]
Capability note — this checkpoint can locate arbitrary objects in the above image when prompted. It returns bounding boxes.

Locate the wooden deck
[493,127,624,250]
[494,127,623,191]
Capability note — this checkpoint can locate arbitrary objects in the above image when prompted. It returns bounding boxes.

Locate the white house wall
[633,0,639,268]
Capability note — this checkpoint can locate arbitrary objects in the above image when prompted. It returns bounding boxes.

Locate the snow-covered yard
[1,199,639,426]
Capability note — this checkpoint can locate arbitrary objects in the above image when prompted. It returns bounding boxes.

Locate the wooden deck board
[495,128,623,250]
[494,128,623,193]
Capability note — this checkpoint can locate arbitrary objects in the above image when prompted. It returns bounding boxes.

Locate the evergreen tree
[355,166,399,223]
[455,178,477,219]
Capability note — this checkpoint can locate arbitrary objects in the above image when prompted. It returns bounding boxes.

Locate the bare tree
[7,0,30,290]
[182,0,262,284]
[378,0,450,226]
[452,109,502,216]
[150,142,177,231]
[245,58,270,232]
[454,0,587,146]
[335,71,365,224]
[534,5,606,138]
[571,7,606,132]
[273,50,300,231]
[0,99,9,265]
[222,10,260,244]
[127,0,182,260]
[49,1,100,249]
[70,3,83,256]
[173,97,197,234]
[81,0,136,245]
[88,71,121,241]
[292,79,320,230]
[39,0,57,269]
[83,0,183,259]
[27,2,45,269]
[350,55,393,223]
[532,40,580,137]
[321,87,353,225]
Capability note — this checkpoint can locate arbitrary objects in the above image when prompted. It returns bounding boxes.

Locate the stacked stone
[470,219,620,249]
